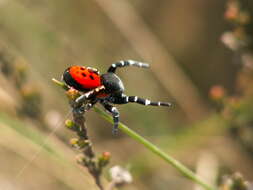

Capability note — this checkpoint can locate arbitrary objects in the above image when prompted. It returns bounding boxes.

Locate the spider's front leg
[107,60,149,73]
[75,86,105,105]
[101,101,120,134]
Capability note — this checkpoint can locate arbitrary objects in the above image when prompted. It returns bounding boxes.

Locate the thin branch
[93,107,217,190]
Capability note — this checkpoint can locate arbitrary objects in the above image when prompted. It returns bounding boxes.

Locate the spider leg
[128,96,172,107]
[75,86,105,105]
[101,102,120,134]
[85,99,98,111]
[108,60,149,73]
[111,94,172,107]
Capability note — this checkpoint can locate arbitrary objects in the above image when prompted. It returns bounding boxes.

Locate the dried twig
[53,78,110,190]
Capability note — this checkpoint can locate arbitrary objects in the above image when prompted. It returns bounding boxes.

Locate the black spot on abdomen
[89,75,94,80]
[82,73,86,77]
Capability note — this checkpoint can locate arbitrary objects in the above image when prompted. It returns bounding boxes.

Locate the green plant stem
[52,78,70,91]
[93,107,217,190]
[52,78,217,190]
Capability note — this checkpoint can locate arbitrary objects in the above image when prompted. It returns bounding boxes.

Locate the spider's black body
[101,72,125,94]
[63,60,172,134]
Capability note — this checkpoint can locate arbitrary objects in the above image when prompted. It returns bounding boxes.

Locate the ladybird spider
[63,60,172,134]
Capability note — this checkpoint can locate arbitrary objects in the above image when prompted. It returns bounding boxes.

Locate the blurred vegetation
[0,0,253,190]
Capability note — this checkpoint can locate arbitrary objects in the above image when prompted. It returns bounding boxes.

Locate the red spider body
[64,66,101,91]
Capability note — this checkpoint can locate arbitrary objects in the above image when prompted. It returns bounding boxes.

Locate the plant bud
[76,154,85,164]
[65,119,75,129]
[66,88,80,100]
[98,151,111,167]
[69,138,79,146]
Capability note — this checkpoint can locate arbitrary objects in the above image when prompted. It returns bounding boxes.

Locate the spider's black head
[101,72,125,94]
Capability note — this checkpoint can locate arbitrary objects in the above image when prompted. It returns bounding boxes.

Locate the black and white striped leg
[102,103,120,134]
[111,94,172,107]
[85,99,98,111]
[75,86,105,105]
[127,96,172,107]
[107,60,150,73]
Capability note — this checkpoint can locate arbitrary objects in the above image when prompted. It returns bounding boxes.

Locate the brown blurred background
[0,0,252,190]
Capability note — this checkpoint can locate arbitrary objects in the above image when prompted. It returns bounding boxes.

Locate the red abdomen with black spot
[63,66,101,91]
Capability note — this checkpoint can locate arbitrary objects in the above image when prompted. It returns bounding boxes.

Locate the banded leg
[111,94,172,107]
[101,102,120,134]
[108,60,149,73]
[85,99,98,111]
[75,86,105,104]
